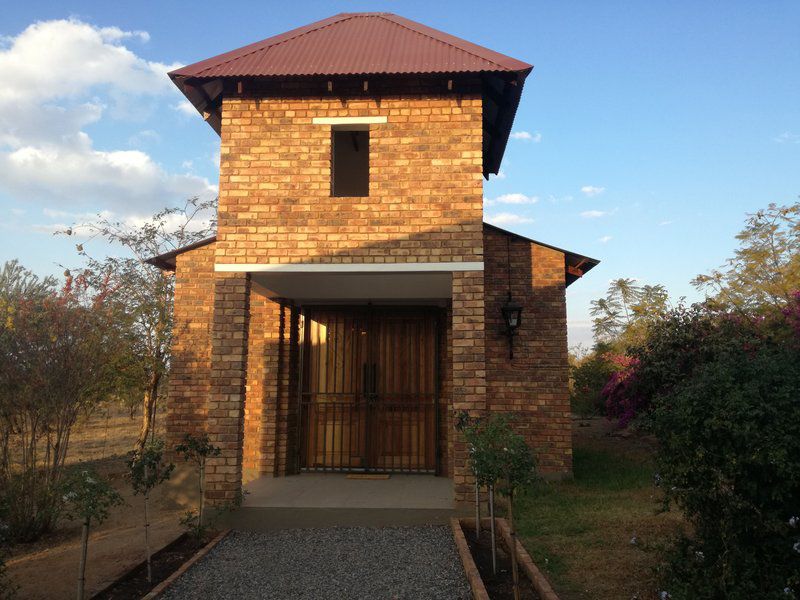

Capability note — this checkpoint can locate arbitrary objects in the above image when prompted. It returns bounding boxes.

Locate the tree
[462,414,537,600]
[590,279,670,345]
[61,468,124,600]
[693,200,800,313]
[0,263,132,542]
[61,196,217,454]
[127,439,174,583]
[175,433,220,538]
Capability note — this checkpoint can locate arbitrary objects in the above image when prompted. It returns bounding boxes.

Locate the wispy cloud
[581,185,605,197]
[486,212,534,226]
[488,169,506,180]
[174,99,197,117]
[774,131,800,144]
[659,220,674,226]
[580,210,607,219]
[484,193,538,207]
[598,235,612,243]
[510,131,542,142]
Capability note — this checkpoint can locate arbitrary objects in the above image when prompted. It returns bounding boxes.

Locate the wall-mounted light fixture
[501,236,523,359]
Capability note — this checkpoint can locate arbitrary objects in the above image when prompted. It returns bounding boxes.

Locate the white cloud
[510,131,542,142]
[580,210,607,219]
[488,169,506,180]
[128,129,161,146]
[484,193,538,207]
[0,19,215,214]
[598,235,612,243]
[659,220,674,226]
[486,212,534,226]
[174,100,198,117]
[774,131,800,144]
[581,185,605,197]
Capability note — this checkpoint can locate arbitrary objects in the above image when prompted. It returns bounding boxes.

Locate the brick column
[206,272,250,505]
[451,270,487,502]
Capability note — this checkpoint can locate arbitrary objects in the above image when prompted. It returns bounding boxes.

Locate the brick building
[148,13,597,506]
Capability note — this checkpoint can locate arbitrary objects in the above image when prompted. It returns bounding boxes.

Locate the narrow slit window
[331,128,369,197]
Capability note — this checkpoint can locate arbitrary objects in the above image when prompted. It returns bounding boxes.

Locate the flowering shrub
[602,298,800,598]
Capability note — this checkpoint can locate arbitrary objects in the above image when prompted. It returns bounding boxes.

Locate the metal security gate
[298,307,440,474]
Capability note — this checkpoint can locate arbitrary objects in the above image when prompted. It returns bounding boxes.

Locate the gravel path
[162,526,471,600]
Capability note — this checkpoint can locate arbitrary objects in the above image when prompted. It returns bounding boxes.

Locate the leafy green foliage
[693,200,800,312]
[62,196,217,453]
[644,312,800,598]
[602,300,800,598]
[0,515,17,599]
[61,468,124,526]
[460,413,537,496]
[590,278,670,345]
[127,438,174,496]
[0,262,134,542]
[570,342,619,417]
[175,433,221,539]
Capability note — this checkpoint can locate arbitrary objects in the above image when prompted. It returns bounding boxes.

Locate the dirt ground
[5,404,194,600]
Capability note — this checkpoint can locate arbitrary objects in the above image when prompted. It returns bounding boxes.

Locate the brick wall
[166,86,574,504]
[216,85,484,266]
[166,243,216,451]
[483,226,572,475]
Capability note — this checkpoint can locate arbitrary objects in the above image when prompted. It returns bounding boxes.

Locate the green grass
[513,444,681,600]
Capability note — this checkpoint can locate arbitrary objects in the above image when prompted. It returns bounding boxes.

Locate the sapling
[464,413,536,600]
[127,439,174,583]
[61,468,123,600]
[175,433,220,539]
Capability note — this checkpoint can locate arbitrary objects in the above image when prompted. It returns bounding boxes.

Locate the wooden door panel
[300,307,438,473]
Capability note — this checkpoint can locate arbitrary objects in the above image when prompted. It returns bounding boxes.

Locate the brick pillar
[451,270,487,502]
[206,272,250,505]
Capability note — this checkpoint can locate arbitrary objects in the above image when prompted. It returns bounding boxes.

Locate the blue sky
[1,1,798,346]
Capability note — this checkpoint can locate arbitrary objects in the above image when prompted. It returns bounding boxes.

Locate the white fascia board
[215,262,483,273]
[311,116,388,125]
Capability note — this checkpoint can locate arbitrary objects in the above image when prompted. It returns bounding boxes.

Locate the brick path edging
[450,518,490,600]
[454,517,561,600]
[495,518,560,600]
[142,529,231,600]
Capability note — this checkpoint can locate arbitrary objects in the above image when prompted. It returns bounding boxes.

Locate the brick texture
[484,227,572,475]
[166,243,216,452]
[165,83,573,506]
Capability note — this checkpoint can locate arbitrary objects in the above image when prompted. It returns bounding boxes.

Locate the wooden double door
[299,306,440,473]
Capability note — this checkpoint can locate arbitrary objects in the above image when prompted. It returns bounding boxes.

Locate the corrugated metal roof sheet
[170,13,532,79]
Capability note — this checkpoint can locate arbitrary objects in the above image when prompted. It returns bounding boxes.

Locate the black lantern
[502,295,523,358]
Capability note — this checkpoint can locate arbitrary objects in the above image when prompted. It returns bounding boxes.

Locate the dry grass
[516,418,684,600]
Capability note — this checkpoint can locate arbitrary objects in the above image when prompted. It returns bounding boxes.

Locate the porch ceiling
[251,271,452,301]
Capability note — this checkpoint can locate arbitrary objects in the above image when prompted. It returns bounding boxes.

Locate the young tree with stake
[127,439,174,583]
[61,468,123,600]
[175,433,221,539]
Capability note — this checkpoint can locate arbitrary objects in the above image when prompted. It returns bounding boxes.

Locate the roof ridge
[376,14,513,72]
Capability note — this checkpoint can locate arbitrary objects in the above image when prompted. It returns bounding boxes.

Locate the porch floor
[223,474,460,530]
[243,473,454,510]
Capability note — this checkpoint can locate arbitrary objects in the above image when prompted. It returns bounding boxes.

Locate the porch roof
[144,224,599,286]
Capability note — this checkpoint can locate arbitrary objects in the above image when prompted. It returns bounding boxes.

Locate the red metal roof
[170,13,532,79]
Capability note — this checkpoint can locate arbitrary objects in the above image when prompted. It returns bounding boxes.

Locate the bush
[570,346,618,417]
[607,301,800,598]
[652,337,800,598]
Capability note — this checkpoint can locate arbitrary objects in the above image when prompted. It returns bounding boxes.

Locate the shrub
[606,300,800,598]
